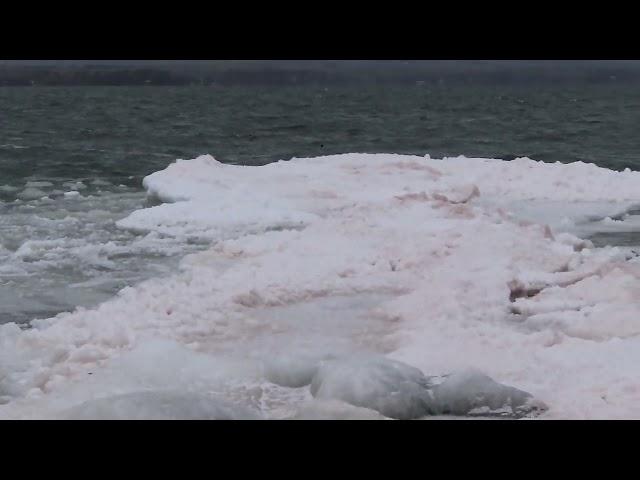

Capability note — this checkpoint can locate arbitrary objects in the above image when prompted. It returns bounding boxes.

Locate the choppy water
[2,84,640,324]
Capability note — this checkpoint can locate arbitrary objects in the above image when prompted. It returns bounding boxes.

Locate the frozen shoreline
[3,153,640,419]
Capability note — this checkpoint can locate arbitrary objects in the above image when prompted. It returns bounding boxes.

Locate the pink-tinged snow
[3,153,640,419]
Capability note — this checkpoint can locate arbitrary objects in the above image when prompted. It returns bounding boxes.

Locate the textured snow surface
[4,153,640,419]
[61,390,261,420]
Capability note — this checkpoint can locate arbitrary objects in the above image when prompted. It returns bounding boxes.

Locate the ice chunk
[60,391,261,420]
[265,353,338,388]
[310,354,435,420]
[17,187,47,201]
[309,356,546,419]
[429,369,547,418]
[62,181,87,191]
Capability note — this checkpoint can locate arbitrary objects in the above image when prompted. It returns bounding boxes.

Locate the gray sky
[2,60,640,67]
[1,60,638,73]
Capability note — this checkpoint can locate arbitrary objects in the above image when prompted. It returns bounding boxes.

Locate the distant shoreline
[1,63,638,87]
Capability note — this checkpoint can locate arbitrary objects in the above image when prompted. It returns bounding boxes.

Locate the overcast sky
[2,60,640,68]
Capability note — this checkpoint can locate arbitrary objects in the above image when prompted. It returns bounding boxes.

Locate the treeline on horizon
[2,63,640,86]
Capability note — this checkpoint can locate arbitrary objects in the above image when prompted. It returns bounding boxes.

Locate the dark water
[2,84,640,324]
[2,84,640,185]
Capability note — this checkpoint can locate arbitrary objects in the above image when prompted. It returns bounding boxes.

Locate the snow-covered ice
[290,399,388,420]
[61,390,261,420]
[3,153,640,419]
